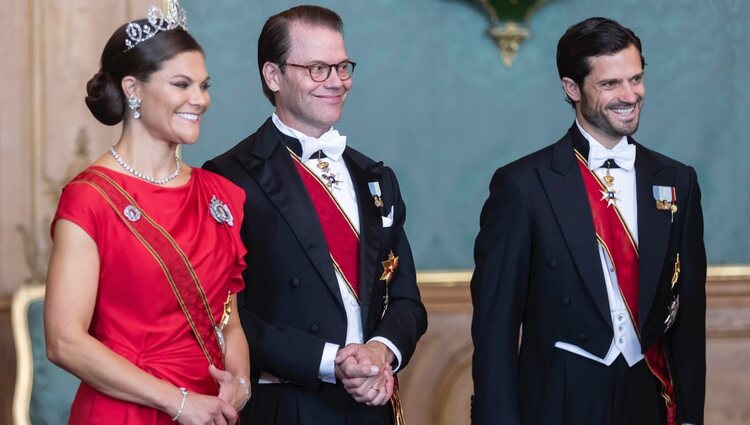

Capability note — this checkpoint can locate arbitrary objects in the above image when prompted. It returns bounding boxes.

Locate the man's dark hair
[257,5,344,106]
[556,17,645,106]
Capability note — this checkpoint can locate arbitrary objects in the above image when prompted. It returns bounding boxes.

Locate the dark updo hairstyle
[556,17,645,107]
[85,21,204,125]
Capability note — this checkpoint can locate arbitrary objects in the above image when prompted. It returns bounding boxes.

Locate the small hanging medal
[316,153,340,189]
[322,172,341,189]
[368,181,384,208]
[600,167,619,207]
[653,185,678,222]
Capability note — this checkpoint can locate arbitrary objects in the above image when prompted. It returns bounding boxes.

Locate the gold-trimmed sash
[575,151,676,425]
[288,151,361,301]
[72,169,224,369]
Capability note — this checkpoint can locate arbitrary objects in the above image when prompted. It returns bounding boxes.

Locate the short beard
[580,96,642,139]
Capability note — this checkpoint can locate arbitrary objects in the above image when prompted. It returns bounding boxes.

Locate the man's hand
[335,340,395,369]
[334,341,396,405]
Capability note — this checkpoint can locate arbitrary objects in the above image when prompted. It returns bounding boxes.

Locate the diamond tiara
[124,0,188,51]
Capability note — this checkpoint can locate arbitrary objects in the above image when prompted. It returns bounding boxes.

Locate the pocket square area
[381,206,394,228]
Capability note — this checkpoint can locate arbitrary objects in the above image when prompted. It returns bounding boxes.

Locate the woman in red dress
[44,1,250,424]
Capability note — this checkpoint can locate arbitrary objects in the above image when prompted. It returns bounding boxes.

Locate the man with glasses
[204,5,427,424]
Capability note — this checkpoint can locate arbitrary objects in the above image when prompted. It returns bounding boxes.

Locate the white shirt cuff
[318,342,339,384]
[368,337,403,372]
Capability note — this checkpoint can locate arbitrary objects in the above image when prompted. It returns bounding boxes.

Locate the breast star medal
[380,251,399,284]
[379,250,399,317]
[664,294,680,332]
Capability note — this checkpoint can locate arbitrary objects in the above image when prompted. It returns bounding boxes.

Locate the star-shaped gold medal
[379,251,399,284]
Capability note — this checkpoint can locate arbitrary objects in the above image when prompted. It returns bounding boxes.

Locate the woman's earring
[128,96,142,120]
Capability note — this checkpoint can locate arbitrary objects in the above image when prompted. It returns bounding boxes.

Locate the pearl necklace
[110,146,181,185]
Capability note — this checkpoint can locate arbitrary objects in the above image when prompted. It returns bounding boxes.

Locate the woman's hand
[209,364,251,412]
[172,387,238,425]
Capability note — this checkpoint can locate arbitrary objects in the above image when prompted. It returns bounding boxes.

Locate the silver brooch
[123,205,141,222]
[209,196,233,226]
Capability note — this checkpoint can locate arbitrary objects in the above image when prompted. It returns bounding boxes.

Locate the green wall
[181,0,750,269]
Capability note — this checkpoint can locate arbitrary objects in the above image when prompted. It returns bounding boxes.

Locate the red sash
[72,169,224,369]
[290,152,409,423]
[289,152,360,299]
[575,151,676,425]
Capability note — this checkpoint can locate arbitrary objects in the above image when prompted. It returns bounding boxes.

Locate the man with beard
[470,17,706,425]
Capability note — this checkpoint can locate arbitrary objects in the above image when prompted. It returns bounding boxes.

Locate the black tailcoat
[204,119,427,424]
[470,125,706,425]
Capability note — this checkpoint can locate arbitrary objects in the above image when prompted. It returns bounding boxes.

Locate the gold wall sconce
[477,0,548,67]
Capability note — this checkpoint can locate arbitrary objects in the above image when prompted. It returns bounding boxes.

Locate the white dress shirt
[271,114,402,384]
[554,121,644,367]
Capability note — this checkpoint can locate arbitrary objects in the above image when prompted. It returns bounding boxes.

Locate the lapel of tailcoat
[235,120,344,309]
[538,130,612,325]
[633,142,674,328]
[343,149,381,322]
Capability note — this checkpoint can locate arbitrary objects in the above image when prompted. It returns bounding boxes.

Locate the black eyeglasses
[280,61,357,82]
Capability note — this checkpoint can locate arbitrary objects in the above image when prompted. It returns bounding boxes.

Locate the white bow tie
[588,142,636,171]
[300,130,347,162]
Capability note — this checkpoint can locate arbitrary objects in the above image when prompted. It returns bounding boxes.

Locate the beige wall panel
[705,339,750,424]
[399,283,474,425]
[38,0,149,177]
[0,0,158,296]
[1,0,33,295]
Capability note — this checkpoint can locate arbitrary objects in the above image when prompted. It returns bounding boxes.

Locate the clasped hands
[334,340,395,406]
[172,365,249,425]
